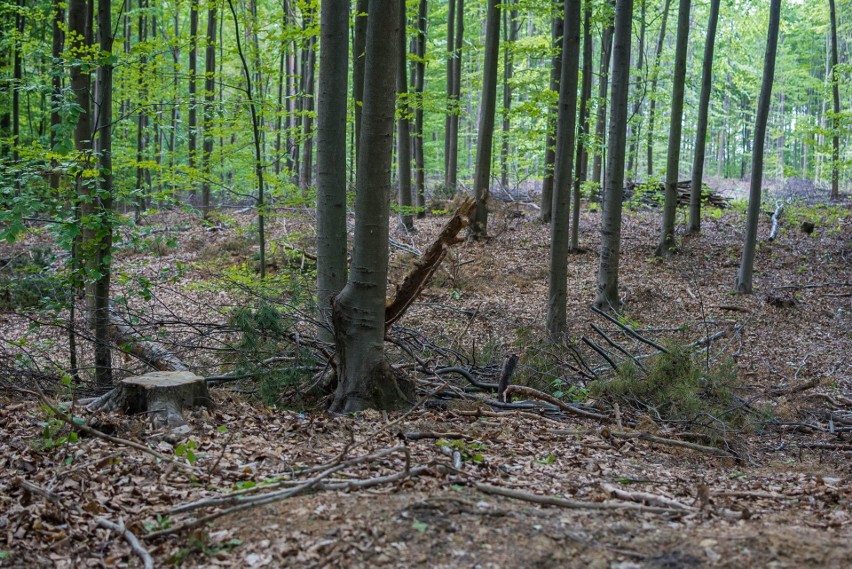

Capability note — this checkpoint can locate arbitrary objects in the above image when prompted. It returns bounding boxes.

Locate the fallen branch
[590,324,646,372]
[582,337,619,370]
[385,197,475,328]
[600,482,695,511]
[474,483,681,514]
[497,354,519,402]
[768,203,783,240]
[97,518,154,569]
[420,366,498,391]
[608,430,735,459]
[108,306,189,372]
[504,385,609,421]
[591,306,669,354]
[402,431,473,441]
[452,408,578,428]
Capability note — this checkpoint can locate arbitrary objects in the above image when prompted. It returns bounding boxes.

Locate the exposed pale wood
[108,306,188,372]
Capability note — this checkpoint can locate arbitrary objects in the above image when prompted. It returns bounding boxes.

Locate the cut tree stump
[88,371,213,429]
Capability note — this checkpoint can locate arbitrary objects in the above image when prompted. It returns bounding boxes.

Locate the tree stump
[88,371,213,429]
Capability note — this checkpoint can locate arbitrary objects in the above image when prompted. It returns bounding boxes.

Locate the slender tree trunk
[11,1,23,162]
[626,0,645,178]
[332,0,412,413]
[201,0,217,218]
[169,4,180,189]
[540,15,563,223]
[316,0,349,343]
[828,0,840,199]
[445,0,464,193]
[135,0,148,218]
[736,0,781,294]
[353,0,368,170]
[591,8,614,189]
[300,8,317,191]
[570,0,593,252]
[646,0,672,177]
[688,0,720,233]
[412,0,427,216]
[188,0,198,202]
[469,0,500,240]
[545,0,581,339]
[594,0,633,311]
[500,0,517,191]
[275,5,287,177]
[655,0,691,258]
[396,0,414,231]
[50,0,65,190]
[443,0,456,189]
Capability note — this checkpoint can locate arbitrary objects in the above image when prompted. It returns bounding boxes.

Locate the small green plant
[168,530,242,565]
[175,440,199,465]
[144,514,172,533]
[436,440,487,464]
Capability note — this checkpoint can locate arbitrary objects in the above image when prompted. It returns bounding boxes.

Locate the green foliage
[0,247,70,311]
[436,439,487,464]
[590,343,770,445]
[174,440,199,465]
[784,203,846,235]
[168,531,242,566]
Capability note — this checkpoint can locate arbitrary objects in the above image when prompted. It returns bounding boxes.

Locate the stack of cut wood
[624,180,731,209]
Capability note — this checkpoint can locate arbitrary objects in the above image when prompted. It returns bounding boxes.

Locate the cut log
[88,371,212,428]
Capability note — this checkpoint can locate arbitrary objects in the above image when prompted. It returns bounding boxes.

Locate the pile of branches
[624,180,731,209]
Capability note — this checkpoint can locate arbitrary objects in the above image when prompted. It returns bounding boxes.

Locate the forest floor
[1,186,851,568]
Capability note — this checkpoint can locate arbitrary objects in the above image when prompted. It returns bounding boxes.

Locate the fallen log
[108,306,189,372]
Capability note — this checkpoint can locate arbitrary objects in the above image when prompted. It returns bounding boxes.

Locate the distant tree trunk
[828,0,840,199]
[443,0,455,189]
[539,15,562,223]
[274,3,288,176]
[316,0,349,343]
[188,0,198,203]
[500,0,518,191]
[655,0,691,258]
[469,0,500,240]
[300,8,317,191]
[545,0,581,339]
[646,0,672,177]
[445,0,463,193]
[50,0,65,190]
[332,0,413,413]
[353,0,368,170]
[135,0,148,218]
[169,6,180,189]
[396,0,414,231]
[570,0,593,252]
[11,1,23,162]
[626,0,645,178]
[594,0,633,311]
[412,0,427,216]
[688,0,720,234]
[201,0,217,218]
[591,7,614,189]
[735,0,781,294]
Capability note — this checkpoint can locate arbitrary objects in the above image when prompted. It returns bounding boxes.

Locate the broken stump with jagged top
[88,371,212,429]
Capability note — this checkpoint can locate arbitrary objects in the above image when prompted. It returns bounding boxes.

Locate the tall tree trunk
[570,0,593,252]
[469,0,500,240]
[353,0,368,170]
[626,0,645,178]
[316,0,349,343]
[11,0,23,162]
[736,0,781,294]
[500,0,517,191]
[274,4,287,177]
[591,7,614,189]
[646,0,672,177]
[135,0,148,218]
[332,0,412,413]
[412,0,427,216]
[655,0,691,258]
[688,0,720,234]
[201,0,217,218]
[188,0,198,202]
[396,0,414,231]
[594,0,633,311]
[828,0,840,199]
[539,15,563,223]
[445,0,464,193]
[50,0,65,190]
[169,4,180,190]
[443,0,456,190]
[300,8,317,191]
[545,0,581,339]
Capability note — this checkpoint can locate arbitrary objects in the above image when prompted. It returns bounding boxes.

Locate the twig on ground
[504,385,609,421]
[403,431,473,441]
[600,482,695,511]
[97,517,154,569]
[607,430,735,458]
[474,482,682,514]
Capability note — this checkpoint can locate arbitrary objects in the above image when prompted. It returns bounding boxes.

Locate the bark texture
[539,16,563,224]
[397,0,414,231]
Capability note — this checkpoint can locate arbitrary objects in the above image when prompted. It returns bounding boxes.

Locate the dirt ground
[1,191,850,567]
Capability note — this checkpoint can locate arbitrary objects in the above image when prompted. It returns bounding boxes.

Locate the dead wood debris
[97,517,154,569]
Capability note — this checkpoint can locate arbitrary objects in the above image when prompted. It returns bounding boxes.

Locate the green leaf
[411,521,428,533]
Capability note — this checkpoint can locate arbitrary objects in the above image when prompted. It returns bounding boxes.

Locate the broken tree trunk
[88,371,212,428]
[108,306,189,372]
[385,197,476,329]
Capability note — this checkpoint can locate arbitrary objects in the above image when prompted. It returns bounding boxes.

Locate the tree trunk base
[330,362,415,414]
[88,371,212,429]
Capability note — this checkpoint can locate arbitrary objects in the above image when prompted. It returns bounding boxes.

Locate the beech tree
[396,0,414,232]
[736,0,782,294]
[539,15,563,224]
[331,0,412,413]
[828,0,841,199]
[444,0,463,194]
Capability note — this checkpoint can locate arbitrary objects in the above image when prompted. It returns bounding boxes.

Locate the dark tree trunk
[545,0,581,339]
[353,0,368,170]
[50,0,65,189]
[688,0,720,233]
[570,0,593,252]
[646,0,672,177]
[300,9,317,191]
[11,0,24,162]
[469,0,500,240]
[655,0,691,258]
[316,0,349,342]
[500,0,518,191]
[828,0,840,199]
[443,0,456,190]
[736,0,781,293]
[591,7,614,189]
[396,0,413,231]
[332,0,413,413]
[412,0,427,216]
[188,0,198,202]
[594,0,633,310]
[626,0,645,178]
[135,0,148,218]
[540,15,563,223]
[201,0,217,218]
[445,0,464,194]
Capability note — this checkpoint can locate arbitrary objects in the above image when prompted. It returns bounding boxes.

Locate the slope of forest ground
[1,186,851,567]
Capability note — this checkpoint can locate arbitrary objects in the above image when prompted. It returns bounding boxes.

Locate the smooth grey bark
[396,0,414,231]
[545,0,581,340]
[829,0,840,199]
[188,0,198,201]
[500,0,518,191]
[412,0,427,216]
[316,0,349,343]
[688,0,720,233]
[539,15,563,224]
[353,0,368,169]
[735,0,781,294]
[11,0,23,162]
[274,2,288,176]
[591,6,614,189]
[646,0,672,177]
[201,1,217,218]
[300,9,317,191]
[570,0,593,252]
[469,0,500,240]
[626,0,645,177]
[594,0,633,311]
[445,0,463,193]
[332,0,412,413]
[135,0,148,217]
[655,0,691,258]
[50,0,64,190]
[443,0,455,188]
